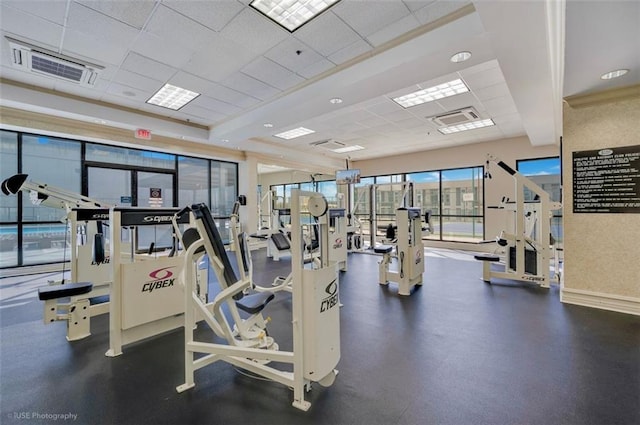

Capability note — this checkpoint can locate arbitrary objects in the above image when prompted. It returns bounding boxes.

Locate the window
[0,131,18,222]
[517,157,562,243]
[86,143,175,169]
[178,156,209,206]
[408,166,484,242]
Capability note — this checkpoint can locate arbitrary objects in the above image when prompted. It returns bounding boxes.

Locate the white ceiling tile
[183,33,255,82]
[0,5,63,50]
[473,82,511,102]
[112,69,163,93]
[241,57,305,91]
[366,13,421,47]
[297,58,335,79]
[220,8,289,55]
[130,31,195,69]
[328,39,372,65]
[333,1,411,38]
[482,96,519,117]
[432,91,477,111]
[191,95,242,116]
[402,1,438,13]
[460,66,505,89]
[145,5,217,50]
[1,1,67,25]
[364,99,404,115]
[76,0,156,29]
[52,80,104,100]
[162,0,244,31]
[100,93,146,109]
[179,104,227,122]
[168,71,260,109]
[265,38,325,73]
[221,72,281,101]
[121,52,177,82]
[412,0,471,26]
[383,109,416,123]
[294,11,362,56]
[63,3,141,65]
[105,81,153,101]
[394,116,429,129]
[400,100,447,119]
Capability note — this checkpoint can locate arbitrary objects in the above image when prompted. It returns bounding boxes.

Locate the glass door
[87,167,132,207]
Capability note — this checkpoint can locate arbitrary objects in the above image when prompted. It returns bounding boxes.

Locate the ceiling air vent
[310,140,347,151]
[7,37,103,87]
[430,107,480,127]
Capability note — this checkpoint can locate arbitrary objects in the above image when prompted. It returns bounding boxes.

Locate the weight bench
[474,254,500,282]
[38,282,94,341]
[268,232,291,261]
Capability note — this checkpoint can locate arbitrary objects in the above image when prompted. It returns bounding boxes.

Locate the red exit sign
[135,128,152,140]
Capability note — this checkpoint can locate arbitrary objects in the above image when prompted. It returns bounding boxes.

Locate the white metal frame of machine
[176,190,340,411]
[374,207,425,296]
[475,155,562,288]
[105,207,195,357]
[1,173,112,341]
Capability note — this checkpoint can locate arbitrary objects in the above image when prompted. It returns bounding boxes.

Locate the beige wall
[562,88,640,311]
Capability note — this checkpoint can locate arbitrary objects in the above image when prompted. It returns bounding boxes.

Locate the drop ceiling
[0,0,638,172]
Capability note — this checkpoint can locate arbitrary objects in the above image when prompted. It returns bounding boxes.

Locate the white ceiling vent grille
[7,37,102,86]
[310,140,347,151]
[430,107,480,127]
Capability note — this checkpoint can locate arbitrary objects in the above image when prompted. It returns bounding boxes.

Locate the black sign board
[113,207,190,226]
[73,208,110,221]
[573,145,640,213]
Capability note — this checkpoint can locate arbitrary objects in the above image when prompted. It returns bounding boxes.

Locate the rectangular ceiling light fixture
[332,145,364,153]
[146,84,200,110]
[393,78,469,108]
[250,0,341,32]
[274,126,316,139]
[438,118,495,134]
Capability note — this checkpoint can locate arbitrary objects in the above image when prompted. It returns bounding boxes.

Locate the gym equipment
[328,208,348,272]
[1,174,112,340]
[374,207,425,296]
[475,155,562,288]
[266,208,292,261]
[176,189,340,411]
[105,207,193,357]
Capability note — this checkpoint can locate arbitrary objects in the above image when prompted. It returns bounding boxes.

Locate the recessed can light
[600,69,629,80]
[263,123,274,128]
[330,97,343,104]
[450,51,472,63]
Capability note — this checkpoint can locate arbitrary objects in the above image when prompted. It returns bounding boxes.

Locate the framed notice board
[573,145,640,213]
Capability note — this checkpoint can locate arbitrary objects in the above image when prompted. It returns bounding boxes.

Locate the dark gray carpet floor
[1,249,638,425]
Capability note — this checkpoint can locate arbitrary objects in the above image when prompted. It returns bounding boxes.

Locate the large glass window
[440,168,483,242]
[0,130,18,222]
[86,143,175,169]
[517,157,562,243]
[1,130,238,269]
[178,156,209,207]
[22,135,81,222]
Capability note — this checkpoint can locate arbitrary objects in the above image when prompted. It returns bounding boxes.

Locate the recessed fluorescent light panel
[393,79,469,108]
[147,84,200,110]
[250,0,341,32]
[438,119,495,134]
[332,145,364,153]
[274,127,315,139]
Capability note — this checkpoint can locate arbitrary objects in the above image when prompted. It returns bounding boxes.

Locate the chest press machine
[1,174,112,341]
[475,155,562,288]
[176,189,340,411]
[374,207,425,296]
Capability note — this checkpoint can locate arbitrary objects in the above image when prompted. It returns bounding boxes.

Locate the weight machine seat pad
[374,245,393,254]
[38,282,93,301]
[474,254,500,262]
[236,291,275,315]
[270,232,291,251]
